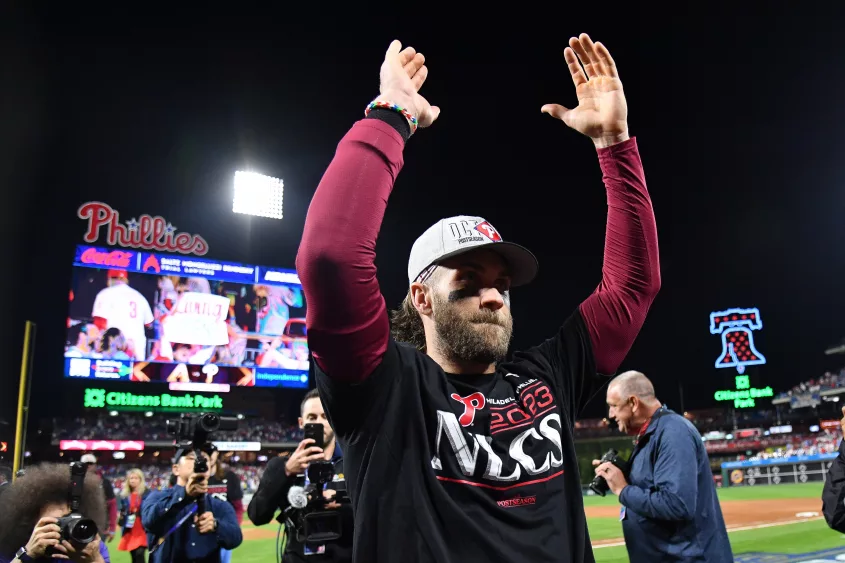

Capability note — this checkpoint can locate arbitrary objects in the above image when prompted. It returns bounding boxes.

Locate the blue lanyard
[149,502,198,554]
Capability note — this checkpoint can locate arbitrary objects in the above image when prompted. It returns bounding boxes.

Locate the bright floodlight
[233,171,284,219]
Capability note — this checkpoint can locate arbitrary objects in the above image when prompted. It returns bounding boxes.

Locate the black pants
[129,547,146,563]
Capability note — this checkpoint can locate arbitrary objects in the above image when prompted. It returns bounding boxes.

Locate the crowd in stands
[775,368,845,400]
[573,405,810,440]
[52,414,303,443]
[705,436,796,454]
[730,433,840,462]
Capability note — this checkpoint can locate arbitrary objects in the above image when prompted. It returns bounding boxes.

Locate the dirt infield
[242,497,825,543]
[243,526,280,540]
[588,497,823,546]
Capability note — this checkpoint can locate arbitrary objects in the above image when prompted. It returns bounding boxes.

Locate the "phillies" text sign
[78,201,209,256]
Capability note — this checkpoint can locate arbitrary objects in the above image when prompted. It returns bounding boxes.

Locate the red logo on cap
[475,221,502,242]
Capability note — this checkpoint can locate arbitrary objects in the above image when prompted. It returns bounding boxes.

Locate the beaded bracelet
[364,100,418,135]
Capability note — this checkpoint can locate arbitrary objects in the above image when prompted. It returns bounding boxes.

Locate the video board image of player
[67,269,155,361]
[66,263,308,371]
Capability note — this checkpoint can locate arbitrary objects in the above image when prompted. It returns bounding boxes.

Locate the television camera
[166,413,239,513]
[284,423,349,544]
[285,461,348,544]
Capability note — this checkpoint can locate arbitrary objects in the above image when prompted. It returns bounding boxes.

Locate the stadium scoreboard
[721,454,837,487]
[64,243,310,390]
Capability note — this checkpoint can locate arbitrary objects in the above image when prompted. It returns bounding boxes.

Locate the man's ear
[410,283,433,315]
[629,396,643,412]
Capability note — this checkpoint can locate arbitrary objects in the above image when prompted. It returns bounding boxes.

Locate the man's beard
[431,292,513,366]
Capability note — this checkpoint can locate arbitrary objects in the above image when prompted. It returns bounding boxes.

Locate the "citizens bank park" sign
[78,201,209,256]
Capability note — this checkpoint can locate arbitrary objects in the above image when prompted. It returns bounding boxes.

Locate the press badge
[619,506,627,521]
[304,544,327,556]
[125,514,137,529]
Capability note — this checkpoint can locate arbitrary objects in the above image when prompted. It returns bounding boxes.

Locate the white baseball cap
[408,216,539,287]
[80,454,97,464]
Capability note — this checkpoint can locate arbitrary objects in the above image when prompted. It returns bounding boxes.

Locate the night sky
[3,5,845,442]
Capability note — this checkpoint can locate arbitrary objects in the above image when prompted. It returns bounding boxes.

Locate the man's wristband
[365,100,417,135]
[15,546,33,562]
[364,108,412,142]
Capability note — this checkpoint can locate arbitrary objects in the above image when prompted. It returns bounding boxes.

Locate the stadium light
[233,171,284,220]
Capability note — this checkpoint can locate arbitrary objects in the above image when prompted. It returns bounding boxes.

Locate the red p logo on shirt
[450,392,486,426]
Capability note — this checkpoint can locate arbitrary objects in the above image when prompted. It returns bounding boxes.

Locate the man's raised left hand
[542,33,629,148]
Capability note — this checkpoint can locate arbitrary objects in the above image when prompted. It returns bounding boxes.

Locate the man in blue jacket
[142,448,243,563]
[822,406,845,531]
[593,371,733,562]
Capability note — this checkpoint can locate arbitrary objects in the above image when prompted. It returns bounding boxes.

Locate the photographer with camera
[0,463,110,563]
[248,389,352,563]
[594,371,731,562]
[79,456,117,545]
[141,448,242,563]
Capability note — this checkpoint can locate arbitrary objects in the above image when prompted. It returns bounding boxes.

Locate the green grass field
[108,483,844,562]
[579,483,843,562]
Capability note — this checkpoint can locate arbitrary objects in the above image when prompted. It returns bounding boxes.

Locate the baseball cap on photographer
[408,216,539,287]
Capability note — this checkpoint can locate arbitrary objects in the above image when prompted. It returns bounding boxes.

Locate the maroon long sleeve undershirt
[581,139,661,374]
[107,497,118,533]
[296,119,659,381]
[231,498,244,524]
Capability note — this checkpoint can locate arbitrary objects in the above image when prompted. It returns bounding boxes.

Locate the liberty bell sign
[710,307,767,374]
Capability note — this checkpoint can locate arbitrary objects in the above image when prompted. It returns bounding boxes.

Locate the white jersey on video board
[92,283,154,360]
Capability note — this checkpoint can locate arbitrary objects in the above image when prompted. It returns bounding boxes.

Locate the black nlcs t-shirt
[208,470,243,504]
[316,311,606,563]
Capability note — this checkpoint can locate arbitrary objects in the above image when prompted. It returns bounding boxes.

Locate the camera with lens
[285,459,349,544]
[589,448,628,497]
[55,462,99,548]
[166,412,239,474]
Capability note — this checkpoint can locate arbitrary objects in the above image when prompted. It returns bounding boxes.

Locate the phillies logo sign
[78,201,209,256]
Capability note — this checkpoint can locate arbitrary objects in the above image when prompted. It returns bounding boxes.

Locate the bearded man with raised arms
[296,33,660,563]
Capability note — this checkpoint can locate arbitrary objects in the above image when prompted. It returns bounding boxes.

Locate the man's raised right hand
[375,40,440,129]
[22,517,62,559]
[285,438,325,477]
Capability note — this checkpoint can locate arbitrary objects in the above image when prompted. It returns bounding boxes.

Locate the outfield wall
[720,453,838,486]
